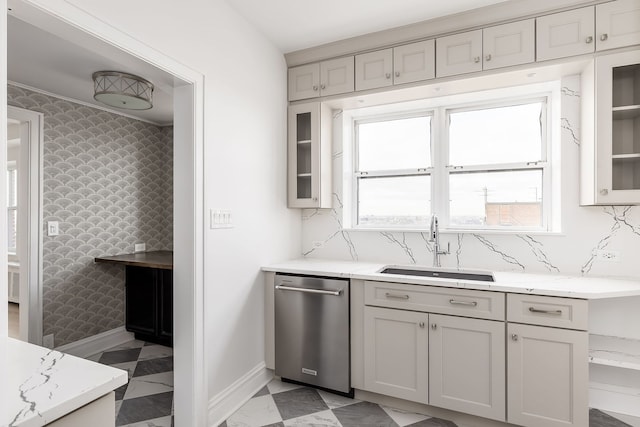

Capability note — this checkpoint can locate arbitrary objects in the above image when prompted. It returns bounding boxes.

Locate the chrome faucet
[429,215,450,267]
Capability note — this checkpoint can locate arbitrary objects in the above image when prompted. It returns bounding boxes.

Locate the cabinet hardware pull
[585,36,593,44]
[419,322,425,328]
[312,85,318,91]
[474,56,480,63]
[600,33,608,41]
[275,285,341,296]
[385,73,391,79]
[599,189,608,196]
[485,54,492,61]
[529,307,562,315]
[320,84,326,90]
[449,299,478,306]
[395,71,400,77]
[312,197,318,202]
[431,323,437,330]
[385,292,410,300]
[511,334,518,341]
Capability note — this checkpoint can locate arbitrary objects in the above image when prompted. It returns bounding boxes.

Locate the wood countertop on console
[94,250,173,270]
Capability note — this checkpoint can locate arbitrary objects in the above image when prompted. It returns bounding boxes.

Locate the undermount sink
[380,266,495,282]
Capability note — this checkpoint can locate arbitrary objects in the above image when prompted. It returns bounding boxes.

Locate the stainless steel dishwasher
[274,273,352,396]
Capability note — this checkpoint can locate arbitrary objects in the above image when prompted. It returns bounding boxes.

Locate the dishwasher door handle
[275,284,342,296]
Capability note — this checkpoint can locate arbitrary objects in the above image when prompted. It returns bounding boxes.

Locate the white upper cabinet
[355,49,393,91]
[288,57,354,101]
[483,19,534,70]
[536,7,595,62]
[393,40,436,85]
[596,0,640,52]
[436,30,483,77]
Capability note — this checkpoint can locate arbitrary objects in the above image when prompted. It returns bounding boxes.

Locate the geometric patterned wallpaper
[8,84,173,346]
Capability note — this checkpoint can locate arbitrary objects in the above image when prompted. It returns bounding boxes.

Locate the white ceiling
[225,0,511,53]
[7,15,175,125]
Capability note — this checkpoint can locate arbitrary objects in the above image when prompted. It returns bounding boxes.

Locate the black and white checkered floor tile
[86,340,174,427]
[220,379,634,427]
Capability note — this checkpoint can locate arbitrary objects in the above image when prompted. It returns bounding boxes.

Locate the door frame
[7,106,43,344]
[2,1,207,426]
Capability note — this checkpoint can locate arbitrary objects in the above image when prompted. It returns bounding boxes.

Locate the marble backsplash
[301,75,640,279]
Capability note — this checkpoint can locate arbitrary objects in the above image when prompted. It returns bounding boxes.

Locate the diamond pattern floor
[86,340,173,427]
[221,379,635,427]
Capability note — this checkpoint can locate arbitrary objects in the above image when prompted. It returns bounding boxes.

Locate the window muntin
[351,95,551,231]
[7,166,17,253]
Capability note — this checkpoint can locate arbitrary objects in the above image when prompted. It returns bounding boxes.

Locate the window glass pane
[358,116,431,171]
[449,102,543,166]
[449,170,543,228]
[358,175,430,227]
[7,169,17,207]
[7,209,17,252]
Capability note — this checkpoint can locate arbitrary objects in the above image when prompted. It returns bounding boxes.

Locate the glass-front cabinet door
[585,50,640,205]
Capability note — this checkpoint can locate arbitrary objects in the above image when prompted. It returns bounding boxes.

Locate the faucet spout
[429,215,450,267]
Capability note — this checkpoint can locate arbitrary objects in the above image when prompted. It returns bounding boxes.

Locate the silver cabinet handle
[511,334,518,341]
[395,71,400,77]
[312,85,318,91]
[586,36,593,44]
[449,299,478,306]
[485,54,492,61]
[276,285,341,296]
[474,56,480,63]
[600,33,608,41]
[431,323,437,330]
[600,189,608,196]
[529,307,562,315]
[320,84,326,90]
[385,73,391,79]
[385,292,409,300]
[419,322,425,328]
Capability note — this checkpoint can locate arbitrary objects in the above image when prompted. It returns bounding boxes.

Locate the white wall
[35,0,300,415]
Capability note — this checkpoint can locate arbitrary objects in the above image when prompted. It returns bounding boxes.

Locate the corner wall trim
[55,327,135,358]
[207,363,273,426]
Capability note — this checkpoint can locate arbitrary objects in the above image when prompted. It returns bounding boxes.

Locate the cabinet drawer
[507,294,588,330]
[364,281,505,320]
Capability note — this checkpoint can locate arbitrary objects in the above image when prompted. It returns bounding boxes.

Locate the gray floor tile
[218,422,227,427]
[272,387,329,421]
[99,348,142,365]
[406,417,458,427]
[116,391,173,425]
[263,423,285,427]
[332,401,399,427]
[114,383,129,401]
[253,386,270,398]
[133,356,173,377]
[590,409,632,427]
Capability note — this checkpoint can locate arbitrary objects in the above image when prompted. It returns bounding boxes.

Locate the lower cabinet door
[507,323,588,427]
[429,314,505,421]
[363,306,428,403]
[125,266,157,336]
[158,269,173,340]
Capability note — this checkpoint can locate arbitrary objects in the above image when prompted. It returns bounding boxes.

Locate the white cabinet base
[47,392,115,427]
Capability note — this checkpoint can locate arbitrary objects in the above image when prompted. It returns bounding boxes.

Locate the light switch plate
[134,243,146,252]
[47,221,59,236]
[210,209,234,229]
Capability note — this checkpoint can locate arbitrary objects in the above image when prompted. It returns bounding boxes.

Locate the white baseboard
[208,363,273,427]
[56,327,135,358]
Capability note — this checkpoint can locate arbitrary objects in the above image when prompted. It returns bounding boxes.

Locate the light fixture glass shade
[92,71,154,110]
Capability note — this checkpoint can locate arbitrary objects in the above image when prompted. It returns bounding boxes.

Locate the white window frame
[347,88,556,233]
[352,110,434,230]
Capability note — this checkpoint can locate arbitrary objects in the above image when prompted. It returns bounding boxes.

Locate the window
[7,164,17,253]
[349,91,553,232]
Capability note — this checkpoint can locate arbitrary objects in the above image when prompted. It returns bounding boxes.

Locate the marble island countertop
[262,258,640,299]
[4,338,127,427]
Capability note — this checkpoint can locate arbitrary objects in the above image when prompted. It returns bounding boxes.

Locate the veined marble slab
[5,338,127,427]
[263,258,640,299]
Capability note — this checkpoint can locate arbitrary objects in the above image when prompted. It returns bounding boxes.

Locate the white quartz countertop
[262,259,640,299]
[4,338,127,427]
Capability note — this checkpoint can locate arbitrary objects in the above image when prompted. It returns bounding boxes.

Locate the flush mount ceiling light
[92,71,154,110]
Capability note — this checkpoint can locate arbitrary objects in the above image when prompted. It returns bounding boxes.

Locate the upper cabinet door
[288,63,320,101]
[596,0,640,52]
[393,40,435,85]
[355,49,393,91]
[536,7,595,62]
[482,19,534,70]
[319,56,355,97]
[436,30,482,78]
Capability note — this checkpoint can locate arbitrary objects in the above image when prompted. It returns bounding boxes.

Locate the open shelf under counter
[297,139,312,145]
[589,334,640,371]
[612,153,640,161]
[612,105,640,120]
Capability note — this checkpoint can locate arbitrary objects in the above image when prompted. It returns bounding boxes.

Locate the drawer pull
[449,299,478,307]
[385,292,410,300]
[529,307,562,315]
